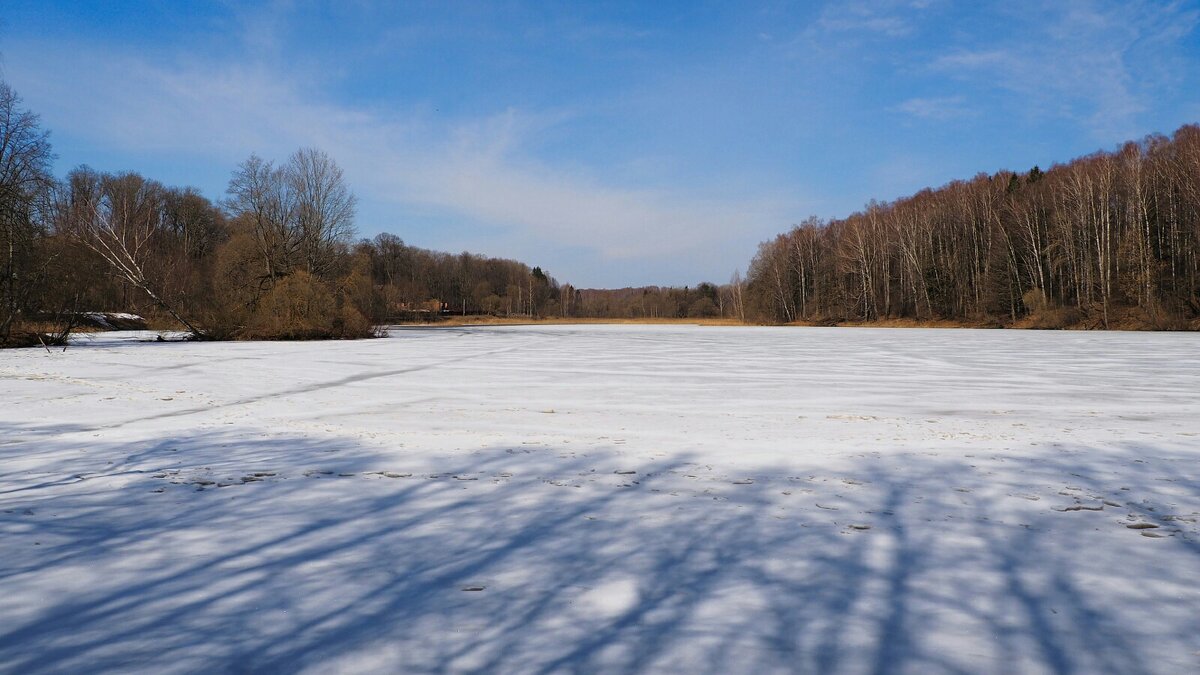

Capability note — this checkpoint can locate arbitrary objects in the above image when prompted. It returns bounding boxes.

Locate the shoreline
[390,315,1197,331]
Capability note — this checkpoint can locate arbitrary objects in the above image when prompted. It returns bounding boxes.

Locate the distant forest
[3,75,1200,346]
[742,126,1200,329]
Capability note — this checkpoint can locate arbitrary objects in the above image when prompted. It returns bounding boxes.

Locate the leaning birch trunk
[77,202,206,340]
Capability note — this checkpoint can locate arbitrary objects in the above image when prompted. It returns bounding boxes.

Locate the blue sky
[2,1,1199,287]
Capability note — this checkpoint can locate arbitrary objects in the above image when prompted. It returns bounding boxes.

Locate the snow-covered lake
[2,325,1198,673]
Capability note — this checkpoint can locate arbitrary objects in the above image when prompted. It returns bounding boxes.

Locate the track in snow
[2,325,1198,673]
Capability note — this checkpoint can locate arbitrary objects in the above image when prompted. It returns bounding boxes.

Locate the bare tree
[226,148,356,283]
[288,148,357,278]
[729,269,746,322]
[0,81,55,344]
[63,170,205,338]
[225,154,297,284]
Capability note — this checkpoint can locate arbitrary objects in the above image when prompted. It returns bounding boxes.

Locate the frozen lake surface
[2,324,1198,673]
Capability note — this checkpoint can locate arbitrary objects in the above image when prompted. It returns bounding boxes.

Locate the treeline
[570,284,743,321]
[8,71,1200,343]
[743,125,1200,328]
[0,80,566,346]
[358,234,566,319]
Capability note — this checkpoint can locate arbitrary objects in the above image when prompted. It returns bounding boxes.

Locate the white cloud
[402,153,787,259]
[811,0,939,39]
[929,1,1200,138]
[3,39,796,283]
[893,95,971,120]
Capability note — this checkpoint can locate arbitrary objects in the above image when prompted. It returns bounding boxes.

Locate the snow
[81,312,116,329]
[77,313,147,330]
[1,324,1198,673]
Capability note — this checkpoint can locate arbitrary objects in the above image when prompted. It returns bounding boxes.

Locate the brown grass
[405,312,1193,331]
[394,316,747,327]
[792,317,998,329]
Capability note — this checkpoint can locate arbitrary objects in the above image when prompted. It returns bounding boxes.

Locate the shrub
[242,271,376,340]
[1021,288,1049,314]
[1021,288,1081,329]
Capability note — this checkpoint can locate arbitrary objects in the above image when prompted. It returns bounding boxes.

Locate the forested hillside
[0,80,565,346]
[742,126,1200,329]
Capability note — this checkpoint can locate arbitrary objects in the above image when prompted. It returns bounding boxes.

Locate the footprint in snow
[1054,503,1103,512]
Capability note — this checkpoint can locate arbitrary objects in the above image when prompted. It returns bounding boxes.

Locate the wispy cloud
[4,38,794,283]
[892,95,971,121]
[811,0,939,39]
[929,1,1200,138]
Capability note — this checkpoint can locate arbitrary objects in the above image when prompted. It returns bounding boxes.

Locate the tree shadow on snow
[0,426,1197,674]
